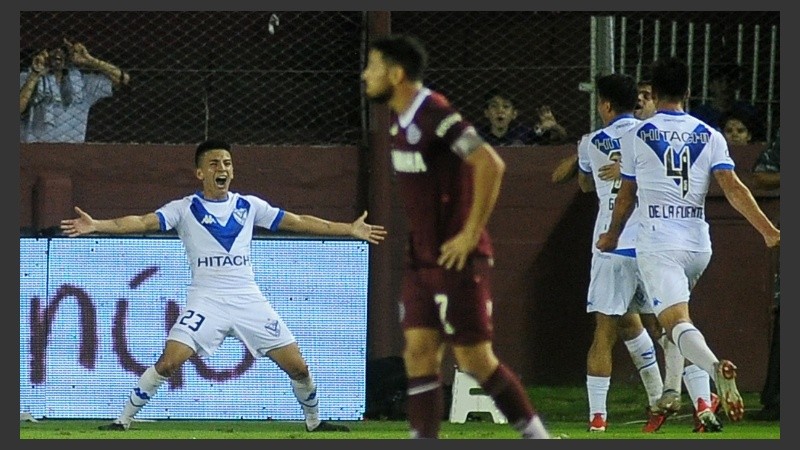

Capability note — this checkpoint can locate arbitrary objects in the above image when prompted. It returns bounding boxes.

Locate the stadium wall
[20,143,778,391]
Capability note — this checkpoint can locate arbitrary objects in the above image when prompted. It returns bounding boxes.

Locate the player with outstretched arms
[61,139,386,432]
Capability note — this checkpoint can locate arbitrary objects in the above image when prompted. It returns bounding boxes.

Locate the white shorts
[587,251,652,316]
[167,287,296,358]
[637,250,712,316]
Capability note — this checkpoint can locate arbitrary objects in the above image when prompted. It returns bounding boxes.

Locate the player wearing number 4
[596,57,780,424]
[60,139,387,432]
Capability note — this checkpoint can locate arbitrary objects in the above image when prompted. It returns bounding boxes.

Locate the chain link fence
[392,11,779,144]
[20,11,779,146]
[20,11,365,145]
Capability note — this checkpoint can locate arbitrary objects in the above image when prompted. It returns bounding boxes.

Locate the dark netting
[391,11,779,145]
[20,11,778,146]
[20,11,365,145]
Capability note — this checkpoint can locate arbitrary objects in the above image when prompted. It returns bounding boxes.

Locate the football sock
[480,364,548,439]
[119,366,167,424]
[683,364,712,410]
[659,333,685,394]
[292,375,320,430]
[586,375,610,421]
[625,329,663,407]
[672,322,718,380]
[406,375,442,438]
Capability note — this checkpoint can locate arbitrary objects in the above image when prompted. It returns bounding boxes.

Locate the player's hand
[351,210,387,245]
[764,229,780,248]
[595,232,618,252]
[60,206,96,237]
[551,154,578,184]
[598,161,620,181]
[438,232,478,271]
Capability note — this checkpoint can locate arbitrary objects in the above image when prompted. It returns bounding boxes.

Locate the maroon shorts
[400,256,494,345]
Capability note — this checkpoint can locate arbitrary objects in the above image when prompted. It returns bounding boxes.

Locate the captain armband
[451,127,486,159]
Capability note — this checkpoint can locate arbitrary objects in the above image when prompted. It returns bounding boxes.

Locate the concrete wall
[20,143,779,391]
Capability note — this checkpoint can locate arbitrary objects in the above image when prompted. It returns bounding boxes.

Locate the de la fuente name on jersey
[648,204,705,219]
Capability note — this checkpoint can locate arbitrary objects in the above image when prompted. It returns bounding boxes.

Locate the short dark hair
[484,89,515,108]
[651,56,689,101]
[195,139,231,167]
[369,34,428,82]
[721,106,759,136]
[596,73,638,114]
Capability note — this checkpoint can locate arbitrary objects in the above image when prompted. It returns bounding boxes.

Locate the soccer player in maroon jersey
[361,34,551,439]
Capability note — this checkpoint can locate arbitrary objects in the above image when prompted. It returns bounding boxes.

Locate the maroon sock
[406,375,443,438]
[480,363,535,426]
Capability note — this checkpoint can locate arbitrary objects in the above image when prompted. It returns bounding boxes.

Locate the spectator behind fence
[721,107,756,146]
[20,38,130,143]
[689,63,760,139]
[749,128,780,421]
[478,90,568,146]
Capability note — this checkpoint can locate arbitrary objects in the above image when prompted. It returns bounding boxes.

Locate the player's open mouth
[215,175,228,188]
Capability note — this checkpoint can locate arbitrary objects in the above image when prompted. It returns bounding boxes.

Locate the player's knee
[617,330,638,342]
[618,323,644,341]
[592,322,618,343]
[403,347,439,373]
[403,344,435,361]
[645,328,661,343]
[284,362,310,380]
[154,359,183,377]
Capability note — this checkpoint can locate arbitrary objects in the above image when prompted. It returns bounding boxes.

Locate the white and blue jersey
[155,191,284,293]
[578,114,641,256]
[619,111,734,253]
[580,114,651,315]
[155,191,296,358]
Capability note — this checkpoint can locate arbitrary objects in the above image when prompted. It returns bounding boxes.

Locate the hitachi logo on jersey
[638,128,710,144]
[197,255,251,267]
[391,150,428,173]
[201,214,215,225]
[436,113,462,137]
[594,137,621,151]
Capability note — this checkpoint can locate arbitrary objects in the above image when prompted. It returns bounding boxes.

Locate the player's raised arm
[277,210,387,244]
[60,206,160,237]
